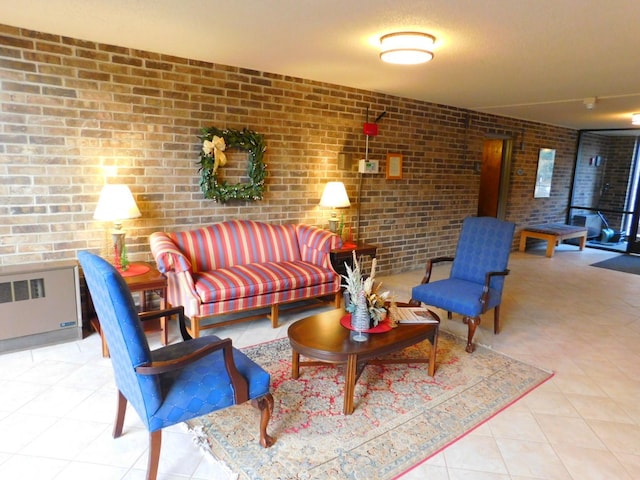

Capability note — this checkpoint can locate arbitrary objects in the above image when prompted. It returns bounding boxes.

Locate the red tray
[340,314,392,333]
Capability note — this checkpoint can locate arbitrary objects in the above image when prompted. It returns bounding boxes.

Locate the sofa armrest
[296,224,342,267]
[149,232,192,274]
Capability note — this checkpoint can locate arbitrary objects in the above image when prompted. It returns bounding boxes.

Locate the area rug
[187,332,553,480]
[591,254,640,275]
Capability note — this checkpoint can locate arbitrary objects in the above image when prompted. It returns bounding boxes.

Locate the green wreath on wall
[197,126,267,203]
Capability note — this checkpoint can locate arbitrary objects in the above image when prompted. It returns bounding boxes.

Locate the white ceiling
[3,0,640,131]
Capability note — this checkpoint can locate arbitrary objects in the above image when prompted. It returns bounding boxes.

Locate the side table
[330,243,378,278]
[91,262,168,357]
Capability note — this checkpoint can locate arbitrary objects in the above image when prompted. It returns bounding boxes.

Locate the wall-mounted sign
[534,148,555,198]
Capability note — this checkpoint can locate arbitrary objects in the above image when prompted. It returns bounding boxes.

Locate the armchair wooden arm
[479,269,510,313]
[138,305,193,341]
[421,256,455,284]
[137,306,184,322]
[408,256,455,307]
[135,337,249,404]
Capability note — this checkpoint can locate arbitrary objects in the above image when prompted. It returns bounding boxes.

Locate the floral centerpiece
[341,251,390,328]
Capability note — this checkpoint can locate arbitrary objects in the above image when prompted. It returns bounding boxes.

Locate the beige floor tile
[0,455,68,480]
[613,451,640,479]
[553,443,633,480]
[487,409,548,442]
[588,420,640,456]
[534,413,606,449]
[565,393,636,424]
[496,438,572,479]
[520,388,580,417]
[442,434,509,474]
[448,470,512,480]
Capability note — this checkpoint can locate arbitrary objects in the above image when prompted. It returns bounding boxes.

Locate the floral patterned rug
[187,332,552,480]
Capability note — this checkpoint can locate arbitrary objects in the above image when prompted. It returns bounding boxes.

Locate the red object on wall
[363,123,378,136]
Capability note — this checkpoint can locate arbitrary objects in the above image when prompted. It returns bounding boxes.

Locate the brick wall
[0,24,578,274]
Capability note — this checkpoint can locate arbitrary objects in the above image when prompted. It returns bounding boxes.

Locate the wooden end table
[287,307,439,415]
[91,262,168,357]
[330,243,377,278]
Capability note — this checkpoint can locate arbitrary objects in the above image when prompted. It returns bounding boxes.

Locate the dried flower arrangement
[341,251,390,327]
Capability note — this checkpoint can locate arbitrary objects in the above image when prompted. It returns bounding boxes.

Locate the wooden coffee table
[287,307,440,415]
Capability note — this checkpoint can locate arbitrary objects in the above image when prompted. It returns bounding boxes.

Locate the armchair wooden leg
[113,390,127,438]
[270,304,279,328]
[463,316,480,353]
[178,311,192,341]
[147,430,162,480]
[494,305,501,334]
[252,393,275,448]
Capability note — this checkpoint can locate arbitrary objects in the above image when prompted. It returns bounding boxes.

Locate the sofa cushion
[193,260,335,304]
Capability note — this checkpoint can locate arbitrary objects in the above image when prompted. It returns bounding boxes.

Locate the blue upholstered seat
[410,217,515,353]
[78,251,274,480]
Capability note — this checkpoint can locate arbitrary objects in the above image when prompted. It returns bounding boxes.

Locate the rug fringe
[188,424,239,480]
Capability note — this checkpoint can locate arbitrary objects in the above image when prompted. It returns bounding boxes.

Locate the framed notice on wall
[386,153,403,179]
[534,148,555,198]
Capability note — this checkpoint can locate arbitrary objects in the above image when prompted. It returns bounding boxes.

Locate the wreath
[197,126,267,203]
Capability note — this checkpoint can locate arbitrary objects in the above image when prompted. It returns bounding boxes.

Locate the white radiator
[0,260,82,353]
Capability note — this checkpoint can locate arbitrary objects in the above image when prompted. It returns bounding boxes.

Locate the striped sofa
[149,220,342,338]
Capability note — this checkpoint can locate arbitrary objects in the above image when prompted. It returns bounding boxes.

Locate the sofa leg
[270,304,279,328]
[191,318,200,338]
[334,291,342,308]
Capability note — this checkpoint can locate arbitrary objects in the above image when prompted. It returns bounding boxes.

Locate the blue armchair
[410,217,515,353]
[78,251,274,480]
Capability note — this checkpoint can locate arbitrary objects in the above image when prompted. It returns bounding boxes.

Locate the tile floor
[0,245,639,479]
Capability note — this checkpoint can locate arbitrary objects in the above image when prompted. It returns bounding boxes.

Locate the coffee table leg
[291,350,300,379]
[343,354,357,415]
[428,330,438,377]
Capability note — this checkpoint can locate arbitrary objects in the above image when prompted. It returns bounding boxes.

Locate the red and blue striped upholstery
[150,221,342,321]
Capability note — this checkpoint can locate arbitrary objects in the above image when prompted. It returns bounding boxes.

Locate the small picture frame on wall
[386,153,403,179]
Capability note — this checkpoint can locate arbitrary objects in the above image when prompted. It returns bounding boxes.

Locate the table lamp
[93,184,141,272]
[319,181,350,233]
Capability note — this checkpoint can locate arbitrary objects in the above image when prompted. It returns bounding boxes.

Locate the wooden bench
[519,224,588,257]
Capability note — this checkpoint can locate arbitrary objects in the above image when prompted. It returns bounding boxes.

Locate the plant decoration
[119,243,129,271]
[341,251,390,327]
[198,126,267,203]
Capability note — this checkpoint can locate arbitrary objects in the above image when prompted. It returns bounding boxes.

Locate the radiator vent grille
[0,278,45,304]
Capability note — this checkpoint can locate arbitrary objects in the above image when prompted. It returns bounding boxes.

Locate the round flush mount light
[379,32,435,65]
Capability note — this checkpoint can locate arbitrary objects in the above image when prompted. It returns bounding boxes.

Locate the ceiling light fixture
[583,97,597,110]
[632,113,640,125]
[379,32,435,65]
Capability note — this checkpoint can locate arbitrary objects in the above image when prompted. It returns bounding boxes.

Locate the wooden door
[477,139,504,217]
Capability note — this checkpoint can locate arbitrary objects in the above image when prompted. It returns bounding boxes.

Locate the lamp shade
[93,184,141,222]
[319,182,351,209]
[380,32,435,65]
